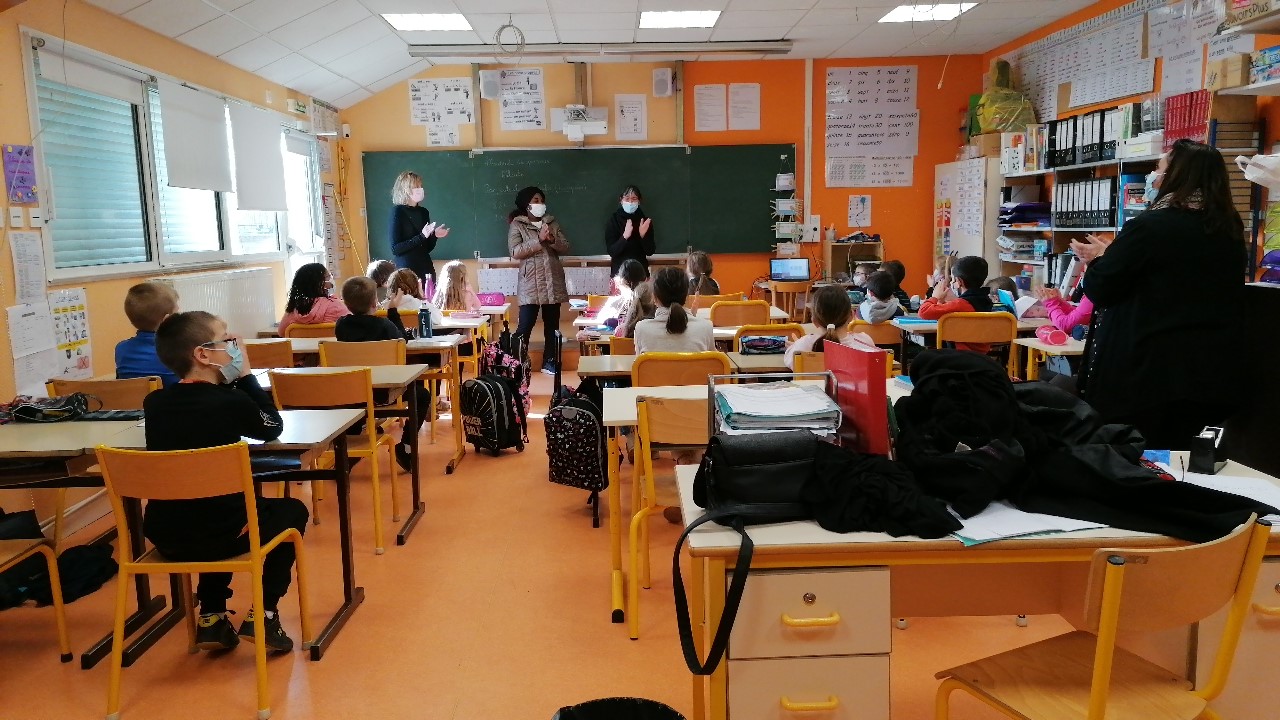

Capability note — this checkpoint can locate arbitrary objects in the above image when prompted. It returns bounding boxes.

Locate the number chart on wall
[825,65,918,188]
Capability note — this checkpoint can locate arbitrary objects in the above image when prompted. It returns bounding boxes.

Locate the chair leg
[106,568,131,720]
[640,509,652,589]
[934,677,959,720]
[34,544,72,662]
[628,506,654,640]
[388,443,401,524]
[290,535,314,650]
[369,454,386,555]
[250,569,271,720]
[52,489,68,555]
[179,573,197,654]
[310,475,323,527]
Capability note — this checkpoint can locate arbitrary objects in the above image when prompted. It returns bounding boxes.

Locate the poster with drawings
[409,78,474,126]
[499,68,546,131]
[48,288,92,380]
[426,124,460,147]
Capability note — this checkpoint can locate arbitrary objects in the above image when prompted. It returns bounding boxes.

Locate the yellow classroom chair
[632,351,731,387]
[850,319,903,346]
[609,335,635,355]
[442,310,484,379]
[795,347,894,378]
[586,294,610,310]
[96,442,312,720]
[935,311,1018,377]
[47,376,160,410]
[708,300,770,328]
[688,292,743,311]
[0,537,71,663]
[244,340,295,370]
[284,322,337,339]
[769,280,812,322]
[935,515,1271,720]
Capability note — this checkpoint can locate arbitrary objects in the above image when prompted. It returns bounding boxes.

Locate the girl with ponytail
[633,266,714,354]
[783,285,875,370]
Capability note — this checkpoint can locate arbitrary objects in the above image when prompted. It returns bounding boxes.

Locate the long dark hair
[1154,139,1244,239]
[285,263,329,315]
[811,285,852,344]
[652,266,690,334]
[508,185,544,222]
[616,258,648,290]
[620,184,643,201]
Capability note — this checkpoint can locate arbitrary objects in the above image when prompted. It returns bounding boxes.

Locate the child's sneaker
[195,612,240,651]
[394,442,414,473]
[237,610,294,653]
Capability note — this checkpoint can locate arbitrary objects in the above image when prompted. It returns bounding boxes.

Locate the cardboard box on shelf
[1207,54,1252,90]
[970,132,1002,158]
[1251,61,1280,85]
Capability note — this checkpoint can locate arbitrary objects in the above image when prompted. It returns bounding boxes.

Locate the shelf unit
[826,241,883,281]
[1219,77,1280,97]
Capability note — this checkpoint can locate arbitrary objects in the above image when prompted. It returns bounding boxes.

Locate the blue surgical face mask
[621,201,639,214]
[213,341,245,383]
[1144,171,1160,203]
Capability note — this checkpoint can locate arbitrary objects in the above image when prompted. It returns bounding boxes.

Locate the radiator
[150,267,278,336]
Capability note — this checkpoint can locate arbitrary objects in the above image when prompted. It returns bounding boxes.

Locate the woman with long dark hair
[508,185,569,374]
[278,262,350,336]
[1070,139,1245,447]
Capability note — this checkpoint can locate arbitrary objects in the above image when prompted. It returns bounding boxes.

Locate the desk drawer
[728,655,889,720]
[730,568,890,660]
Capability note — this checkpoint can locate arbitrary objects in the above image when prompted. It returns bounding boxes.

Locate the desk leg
[309,436,364,660]
[446,348,467,474]
[397,375,426,545]
[707,558,728,720]
[899,330,909,376]
[1026,348,1040,381]
[691,552,707,720]
[608,427,625,623]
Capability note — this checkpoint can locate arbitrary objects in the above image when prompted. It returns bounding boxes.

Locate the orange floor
[1,370,1068,719]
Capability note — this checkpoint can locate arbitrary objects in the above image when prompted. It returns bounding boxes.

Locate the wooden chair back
[851,319,903,346]
[285,322,337,339]
[318,339,406,367]
[269,368,373,412]
[587,294,610,310]
[244,340,295,370]
[47,377,159,410]
[936,312,1017,345]
[689,293,743,310]
[96,442,253,503]
[770,281,812,322]
[708,300,770,327]
[637,397,709,447]
[609,336,635,355]
[793,351,825,373]
[632,351,731,387]
[732,323,805,352]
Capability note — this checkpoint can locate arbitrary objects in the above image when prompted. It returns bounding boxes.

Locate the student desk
[263,364,434,543]
[573,315,608,329]
[577,354,636,379]
[695,306,790,323]
[1013,336,1085,380]
[479,304,510,341]
[726,353,790,374]
[675,460,1280,720]
[0,409,364,665]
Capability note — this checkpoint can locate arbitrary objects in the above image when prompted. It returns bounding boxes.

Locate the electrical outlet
[9,207,23,228]
[28,207,44,227]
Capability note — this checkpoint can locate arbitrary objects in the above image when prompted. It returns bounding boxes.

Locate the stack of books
[1162,90,1211,151]
[714,382,840,433]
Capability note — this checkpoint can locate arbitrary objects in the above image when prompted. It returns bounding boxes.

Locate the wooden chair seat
[0,538,47,563]
[938,631,1202,720]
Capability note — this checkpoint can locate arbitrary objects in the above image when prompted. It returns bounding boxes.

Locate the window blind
[147,88,222,256]
[156,79,233,192]
[228,103,287,211]
[36,77,149,268]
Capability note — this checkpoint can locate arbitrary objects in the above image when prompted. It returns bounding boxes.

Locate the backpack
[483,321,531,416]
[0,544,118,609]
[460,375,526,456]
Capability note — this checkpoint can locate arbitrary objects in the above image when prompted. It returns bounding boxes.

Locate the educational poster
[6,302,55,359]
[693,84,727,132]
[322,182,341,278]
[477,268,518,296]
[932,159,986,259]
[1188,0,1226,45]
[825,157,914,188]
[9,230,47,305]
[728,83,761,131]
[409,77,474,126]
[1208,33,1254,61]
[825,110,919,158]
[48,288,92,381]
[563,267,610,296]
[1147,2,1187,58]
[1068,58,1157,107]
[1162,45,1206,95]
[3,144,37,203]
[848,195,871,227]
[614,94,647,141]
[826,66,917,109]
[498,68,545,131]
[426,123,459,147]
[316,139,333,174]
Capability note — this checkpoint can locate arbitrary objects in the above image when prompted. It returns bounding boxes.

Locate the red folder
[823,341,890,456]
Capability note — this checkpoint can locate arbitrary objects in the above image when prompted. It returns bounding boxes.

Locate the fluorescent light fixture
[407,41,792,58]
[878,3,976,23]
[382,13,472,31]
[639,10,721,29]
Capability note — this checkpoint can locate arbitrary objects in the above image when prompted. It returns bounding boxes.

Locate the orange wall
[0,0,307,400]
[813,56,983,296]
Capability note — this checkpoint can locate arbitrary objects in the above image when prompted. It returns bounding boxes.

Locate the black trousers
[153,497,309,614]
[516,303,561,367]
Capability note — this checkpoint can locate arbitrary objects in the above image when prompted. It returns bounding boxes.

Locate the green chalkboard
[362,143,794,262]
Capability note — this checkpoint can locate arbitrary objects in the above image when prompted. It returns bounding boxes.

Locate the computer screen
[770,258,811,281]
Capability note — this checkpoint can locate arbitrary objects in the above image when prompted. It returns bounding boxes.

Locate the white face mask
[410,187,425,203]
[621,201,639,214]
[528,203,547,218]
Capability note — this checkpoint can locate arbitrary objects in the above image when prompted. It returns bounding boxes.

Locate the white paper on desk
[694,84,727,132]
[1175,471,1280,518]
[9,230,47,305]
[728,83,760,131]
[7,302,55,357]
[954,501,1106,544]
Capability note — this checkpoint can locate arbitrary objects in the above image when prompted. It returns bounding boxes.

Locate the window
[28,39,299,279]
[36,77,150,269]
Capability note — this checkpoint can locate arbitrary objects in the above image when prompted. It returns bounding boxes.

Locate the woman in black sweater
[605,184,655,275]
[389,171,450,283]
[1071,139,1245,448]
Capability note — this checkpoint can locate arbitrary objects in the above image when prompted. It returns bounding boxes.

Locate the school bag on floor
[545,386,608,527]
[484,321,531,416]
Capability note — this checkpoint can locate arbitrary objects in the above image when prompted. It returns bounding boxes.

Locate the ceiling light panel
[382,13,473,31]
[879,3,975,23]
[639,10,722,28]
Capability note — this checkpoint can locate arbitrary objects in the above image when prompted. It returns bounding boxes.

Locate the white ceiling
[86,0,1097,108]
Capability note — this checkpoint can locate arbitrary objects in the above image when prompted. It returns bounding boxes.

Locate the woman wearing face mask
[605,184,655,276]
[390,170,450,285]
[278,262,350,336]
[1069,140,1245,448]
[508,186,570,375]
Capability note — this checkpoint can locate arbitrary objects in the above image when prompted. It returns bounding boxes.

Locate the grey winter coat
[508,215,570,305]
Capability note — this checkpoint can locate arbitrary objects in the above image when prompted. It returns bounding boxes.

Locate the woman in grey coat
[507,185,570,374]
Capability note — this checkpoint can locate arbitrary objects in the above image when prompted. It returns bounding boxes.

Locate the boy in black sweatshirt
[334,276,430,473]
[143,310,307,653]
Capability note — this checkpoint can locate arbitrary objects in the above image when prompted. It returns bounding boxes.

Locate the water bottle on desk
[418,309,433,338]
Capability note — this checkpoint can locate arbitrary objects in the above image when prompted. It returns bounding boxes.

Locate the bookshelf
[825,241,883,281]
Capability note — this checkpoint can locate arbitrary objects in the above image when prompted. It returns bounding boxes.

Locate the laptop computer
[770,258,811,282]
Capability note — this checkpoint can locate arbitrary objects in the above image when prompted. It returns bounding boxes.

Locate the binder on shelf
[1047,119,1060,168]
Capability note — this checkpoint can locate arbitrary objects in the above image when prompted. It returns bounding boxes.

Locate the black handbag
[673,430,818,675]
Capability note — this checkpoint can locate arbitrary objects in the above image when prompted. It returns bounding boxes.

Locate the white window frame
[21,30,292,283]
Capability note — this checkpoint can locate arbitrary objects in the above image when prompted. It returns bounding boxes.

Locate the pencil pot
[1035,325,1067,345]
